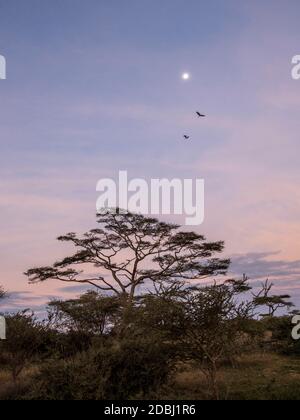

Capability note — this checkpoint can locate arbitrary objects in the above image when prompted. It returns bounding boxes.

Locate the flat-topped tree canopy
[25,210,230,302]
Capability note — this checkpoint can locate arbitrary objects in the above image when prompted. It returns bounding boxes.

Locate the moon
[182,72,190,81]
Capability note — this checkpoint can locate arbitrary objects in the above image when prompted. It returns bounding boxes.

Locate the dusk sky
[1,0,300,312]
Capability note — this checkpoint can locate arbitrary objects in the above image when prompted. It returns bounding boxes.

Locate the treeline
[0,211,299,400]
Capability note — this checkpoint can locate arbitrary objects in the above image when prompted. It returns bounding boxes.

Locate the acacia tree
[253,280,294,317]
[0,311,47,383]
[181,277,254,400]
[48,291,121,336]
[25,211,230,304]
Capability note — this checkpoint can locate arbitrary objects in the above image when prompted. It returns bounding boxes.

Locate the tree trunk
[208,362,220,400]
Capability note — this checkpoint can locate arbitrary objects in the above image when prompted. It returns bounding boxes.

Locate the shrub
[27,338,175,400]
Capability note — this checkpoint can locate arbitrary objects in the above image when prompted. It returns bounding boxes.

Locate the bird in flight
[183,135,190,140]
[196,111,206,118]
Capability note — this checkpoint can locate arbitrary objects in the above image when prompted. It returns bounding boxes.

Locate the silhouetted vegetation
[0,287,6,300]
[1,212,299,400]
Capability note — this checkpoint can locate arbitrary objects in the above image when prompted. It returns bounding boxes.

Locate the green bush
[27,338,175,400]
[259,316,300,355]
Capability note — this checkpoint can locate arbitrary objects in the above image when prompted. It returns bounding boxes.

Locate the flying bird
[183,135,190,140]
[196,111,206,118]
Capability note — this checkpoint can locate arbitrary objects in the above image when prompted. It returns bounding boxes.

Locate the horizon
[1,0,300,313]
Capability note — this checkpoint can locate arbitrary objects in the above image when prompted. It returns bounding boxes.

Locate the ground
[161,353,300,400]
[1,353,300,400]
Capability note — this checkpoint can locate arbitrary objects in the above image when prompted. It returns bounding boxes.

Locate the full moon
[182,73,190,80]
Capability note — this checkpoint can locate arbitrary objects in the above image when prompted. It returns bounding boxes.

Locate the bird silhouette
[196,111,206,118]
[183,135,190,140]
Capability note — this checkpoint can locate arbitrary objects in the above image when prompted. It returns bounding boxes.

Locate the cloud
[0,290,59,314]
[58,285,91,294]
[231,251,300,278]
[230,251,300,305]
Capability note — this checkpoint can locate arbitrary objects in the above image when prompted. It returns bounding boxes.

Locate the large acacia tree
[25,211,230,303]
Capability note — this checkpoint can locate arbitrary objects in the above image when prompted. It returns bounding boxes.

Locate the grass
[0,366,38,400]
[1,353,300,400]
[160,353,300,400]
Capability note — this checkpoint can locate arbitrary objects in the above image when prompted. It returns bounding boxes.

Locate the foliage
[261,316,300,355]
[2,213,298,400]
[48,291,122,336]
[25,211,230,303]
[0,311,48,382]
[180,277,254,399]
[27,337,175,400]
[253,280,294,317]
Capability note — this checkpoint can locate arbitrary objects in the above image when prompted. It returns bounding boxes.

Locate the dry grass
[0,366,38,400]
[159,353,300,400]
[1,353,300,400]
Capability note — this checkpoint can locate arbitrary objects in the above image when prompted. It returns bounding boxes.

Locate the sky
[0,0,300,312]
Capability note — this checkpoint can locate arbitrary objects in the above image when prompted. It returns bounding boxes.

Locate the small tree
[48,291,121,336]
[0,286,6,341]
[253,280,294,317]
[25,211,230,306]
[121,280,187,346]
[181,277,254,400]
[0,311,47,382]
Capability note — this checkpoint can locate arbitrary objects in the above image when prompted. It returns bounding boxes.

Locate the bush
[260,316,300,355]
[27,338,175,400]
[0,311,48,382]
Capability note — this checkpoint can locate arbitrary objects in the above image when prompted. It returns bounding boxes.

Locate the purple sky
[1,0,300,312]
